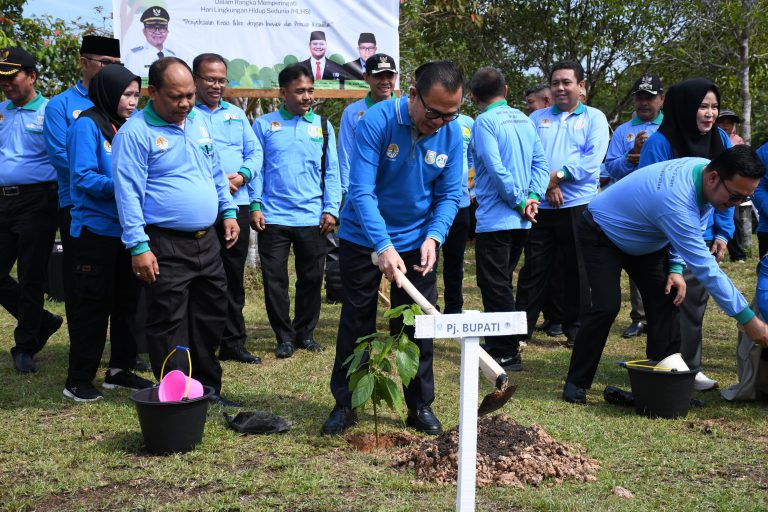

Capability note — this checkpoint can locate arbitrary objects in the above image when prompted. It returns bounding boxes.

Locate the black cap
[80,35,120,58]
[718,109,742,123]
[631,74,663,95]
[358,33,376,45]
[140,6,170,24]
[0,47,36,76]
[365,54,397,75]
[309,31,326,42]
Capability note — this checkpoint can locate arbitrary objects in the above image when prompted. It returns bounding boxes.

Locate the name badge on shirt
[224,113,241,123]
[25,116,45,134]
[308,124,323,142]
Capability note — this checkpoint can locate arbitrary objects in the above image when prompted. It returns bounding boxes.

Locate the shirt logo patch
[0,113,4,123]
[199,125,210,139]
[104,140,111,153]
[436,154,448,168]
[539,118,551,128]
[574,118,586,130]
[461,126,471,141]
[358,111,365,120]
[626,132,635,142]
[270,121,281,131]
[386,144,399,159]
[72,110,82,119]
[424,150,436,165]
[308,124,323,141]
[224,113,241,122]
[155,136,169,150]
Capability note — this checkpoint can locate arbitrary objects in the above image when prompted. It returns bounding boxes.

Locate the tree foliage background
[2,0,767,144]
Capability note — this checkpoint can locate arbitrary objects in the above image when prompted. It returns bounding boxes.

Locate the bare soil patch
[346,431,419,452]
[393,414,599,488]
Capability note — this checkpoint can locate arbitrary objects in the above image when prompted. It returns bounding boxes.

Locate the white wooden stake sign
[415,312,527,512]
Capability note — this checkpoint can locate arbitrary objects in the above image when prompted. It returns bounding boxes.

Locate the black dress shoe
[493,352,522,372]
[321,404,357,435]
[562,382,586,404]
[11,350,37,374]
[275,341,295,359]
[407,406,443,435]
[603,386,634,407]
[622,320,646,338]
[130,354,152,372]
[209,394,243,407]
[34,313,63,354]
[297,338,324,352]
[546,323,564,337]
[220,347,262,364]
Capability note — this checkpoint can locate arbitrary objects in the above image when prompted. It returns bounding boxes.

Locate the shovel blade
[477,384,517,417]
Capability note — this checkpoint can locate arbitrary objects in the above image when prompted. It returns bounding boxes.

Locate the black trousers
[144,227,227,393]
[0,187,58,354]
[516,205,588,340]
[727,207,746,261]
[215,206,251,353]
[441,206,470,314]
[66,228,140,383]
[475,229,528,355]
[540,251,565,324]
[258,224,326,345]
[566,214,681,389]
[758,231,768,259]
[679,268,709,371]
[330,241,437,410]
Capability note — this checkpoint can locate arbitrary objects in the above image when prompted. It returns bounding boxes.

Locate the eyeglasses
[145,25,168,33]
[718,173,753,203]
[195,74,229,86]
[358,45,377,52]
[83,56,123,67]
[416,89,460,122]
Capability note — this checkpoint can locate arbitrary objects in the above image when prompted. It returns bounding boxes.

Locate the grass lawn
[1,242,767,511]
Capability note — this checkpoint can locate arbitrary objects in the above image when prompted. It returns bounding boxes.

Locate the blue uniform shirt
[529,102,609,209]
[339,96,462,253]
[639,129,734,242]
[339,94,377,197]
[113,101,237,254]
[0,93,56,186]
[67,116,121,237]
[471,100,549,233]
[43,81,92,207]
[193,100,262,206]
[753,142,768,233]
[589,157,753,324]
[250,106,341,226]
[604,112,663,181]
[456,114,474,209]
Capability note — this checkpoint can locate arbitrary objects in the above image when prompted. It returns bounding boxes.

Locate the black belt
[0,182,58,197]
[582,209,603,233]
[146,225,212,239]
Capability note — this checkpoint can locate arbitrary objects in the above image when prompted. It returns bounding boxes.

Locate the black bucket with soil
[130,385,215,454]
[622,360,696,419]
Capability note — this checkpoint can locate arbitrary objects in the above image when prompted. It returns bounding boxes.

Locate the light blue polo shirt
[471,100,549,233]
[250,106,341,226]
[603,112,663,181]
[113,101,236,254]
[529,102,609,208]
[0,93,56,186]
[339,96,462,253]
[193,100,262,206]
[456,114,474,209]
[589,157,753,324]
[43,81,93,207]
[339,93,377,197]
[753,142,768,232]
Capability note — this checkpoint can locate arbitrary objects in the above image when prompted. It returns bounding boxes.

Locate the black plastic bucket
[130,385,215,454]
[623,360,697,419]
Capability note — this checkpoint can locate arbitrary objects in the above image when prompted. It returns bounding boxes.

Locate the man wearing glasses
[563,146,768,404]
[192,53,263,365]
[342,33,377,80]
[323,61,463,436]
[124,6,176,78]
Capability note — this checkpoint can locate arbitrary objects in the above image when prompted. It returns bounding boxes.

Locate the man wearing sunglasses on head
[323,61,463,437]
[124,6,176,78]
[562,146,768,404]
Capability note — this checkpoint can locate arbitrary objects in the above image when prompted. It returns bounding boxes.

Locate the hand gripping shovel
[371,252,516,416]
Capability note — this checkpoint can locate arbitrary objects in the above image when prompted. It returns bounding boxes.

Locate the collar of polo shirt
[482,99,507,113]
[550,102,586,116]
[631,111,664,126]
[278,104,315,122]
[7,91,45,111]
[691,163,706,206]
[143,100,197,126]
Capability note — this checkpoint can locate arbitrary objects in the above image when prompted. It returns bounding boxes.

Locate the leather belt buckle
[1,186,19,196]
[193,229,207,239]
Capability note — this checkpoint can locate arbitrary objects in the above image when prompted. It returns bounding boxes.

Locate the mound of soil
[393,414,599,488]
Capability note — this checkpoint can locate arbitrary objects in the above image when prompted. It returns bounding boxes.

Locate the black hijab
[657,77,725,159]
[79,64,141,143]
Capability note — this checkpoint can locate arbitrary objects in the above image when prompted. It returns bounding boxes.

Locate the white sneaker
[694,371,718,391]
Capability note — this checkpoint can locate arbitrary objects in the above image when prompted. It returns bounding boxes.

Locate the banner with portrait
[113,0,400,90]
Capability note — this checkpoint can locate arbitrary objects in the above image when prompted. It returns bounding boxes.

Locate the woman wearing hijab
[63,64,153,402]
[638,78,734,392]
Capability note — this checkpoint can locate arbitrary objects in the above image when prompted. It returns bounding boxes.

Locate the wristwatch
[555,170,566,183]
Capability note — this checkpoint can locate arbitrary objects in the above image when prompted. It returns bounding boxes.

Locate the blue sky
[24,0,113,28]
